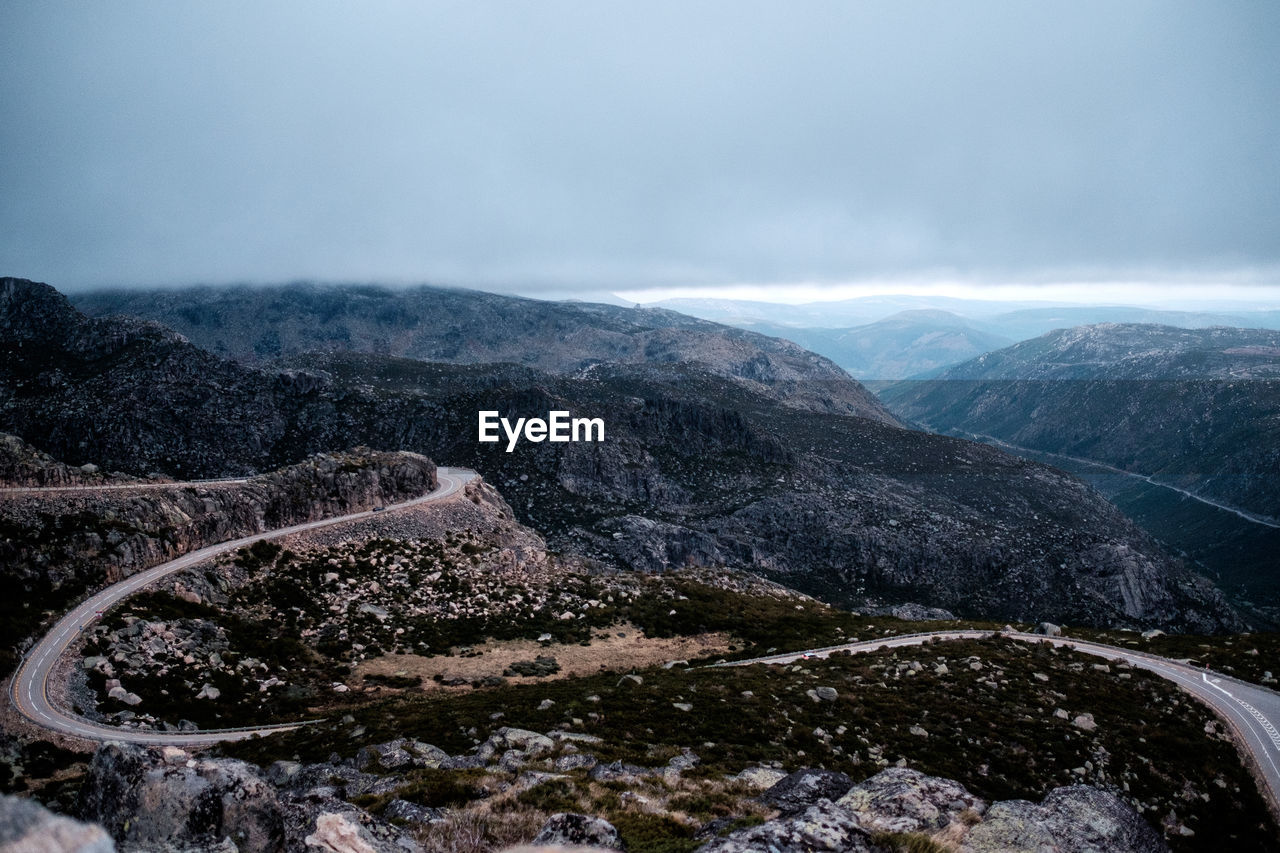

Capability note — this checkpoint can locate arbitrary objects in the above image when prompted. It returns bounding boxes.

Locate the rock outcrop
[0,792,115,852]
[532,813,625,850]
[76,743,418,853]
[705,767,1167,853]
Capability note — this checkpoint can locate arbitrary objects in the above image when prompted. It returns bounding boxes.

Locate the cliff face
[0,448,436,672]
[72,281,899,423]
[879,323,1280,519]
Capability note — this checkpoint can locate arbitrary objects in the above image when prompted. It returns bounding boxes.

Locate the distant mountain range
[739,310,1013,379]
[878,323,1280,522]
[651,295,1280,378]
[1,277,1240,631]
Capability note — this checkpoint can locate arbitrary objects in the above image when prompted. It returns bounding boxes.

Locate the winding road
[7,467,476,745]
[717,630,1280,813]
[6,468,1280,816]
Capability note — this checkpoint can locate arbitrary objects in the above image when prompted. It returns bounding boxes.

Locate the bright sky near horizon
[2,2,1278,306]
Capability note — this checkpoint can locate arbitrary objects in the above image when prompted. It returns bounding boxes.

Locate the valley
[3,278,1278,853]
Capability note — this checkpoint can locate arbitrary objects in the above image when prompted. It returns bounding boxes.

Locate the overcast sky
[2,2,1278,303]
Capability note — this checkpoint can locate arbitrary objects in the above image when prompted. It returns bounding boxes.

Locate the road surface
[0,477,252,496]
[717,629,1280,813]
[7,467,476,745]
[953,428,1280,530]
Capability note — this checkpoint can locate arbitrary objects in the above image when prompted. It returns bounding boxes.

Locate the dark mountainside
[0,279,1241,631]
[73,282,895,424]
[878,323,1280,521]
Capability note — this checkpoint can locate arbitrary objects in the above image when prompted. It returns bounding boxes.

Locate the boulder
[836,767,986,834]
[355,740,415,772]
[761,768,856,816]
[1036,622,1063,637]
[77,742,284,851]
[698,800,882,853]
[732,766,789,791]
[383,798,442,825]
[962,785,1167,852]
[532,813,625,850]
[0,792,115,852]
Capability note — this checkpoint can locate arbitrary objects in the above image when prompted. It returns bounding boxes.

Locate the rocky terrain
[0,444,436,674]
[879,323,1280,519]
[71,281,896,422]
[0,752,1175,853]
[8,629,1278,851]
[0,432,145,488]
[0,278,1245,631]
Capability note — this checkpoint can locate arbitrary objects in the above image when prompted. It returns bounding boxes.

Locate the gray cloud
[1,1,1277,292]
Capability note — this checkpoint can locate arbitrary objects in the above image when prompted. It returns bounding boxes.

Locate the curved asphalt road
[8,471,1280,813]
[717,629,1280,813]
[7,467,476,746]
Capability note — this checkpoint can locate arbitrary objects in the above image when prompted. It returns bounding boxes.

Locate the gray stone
[836,767,986,834]
[962,785,1167,853]
[732,766,789,790]
[383,798,443,824]
[761,768,856,816]
[698,799,881,853]
[0,792,115,852]
[533,813,624,850]
[1072,713,1097,732]
[554,753,599,772]
[78,742,284,851]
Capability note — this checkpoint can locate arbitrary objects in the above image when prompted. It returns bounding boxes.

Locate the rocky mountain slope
[878,323,1280,520]
[0,442,436,674]
[71,281,895,423]
[0,279,1244,631]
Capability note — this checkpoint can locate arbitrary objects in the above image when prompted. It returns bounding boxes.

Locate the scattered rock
[733,766,789,790]
[533,813,624,850]
[1072,713,1098,732]
[761,768,856,816]
[383,798,442,825]
[505,656,561,678]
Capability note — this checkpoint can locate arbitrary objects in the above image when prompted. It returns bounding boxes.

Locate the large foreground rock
[836,767,986,833]
[962,785,1167,852]
[705,769,1166,853]
[78,743,283,850]
[75,743,418,852]
[0,792,115,852]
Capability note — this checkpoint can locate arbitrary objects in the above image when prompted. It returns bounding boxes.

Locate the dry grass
[417,806,547,853]
[355,624,731,691]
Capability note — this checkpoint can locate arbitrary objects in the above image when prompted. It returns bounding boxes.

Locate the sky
[2,2,1279,306]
